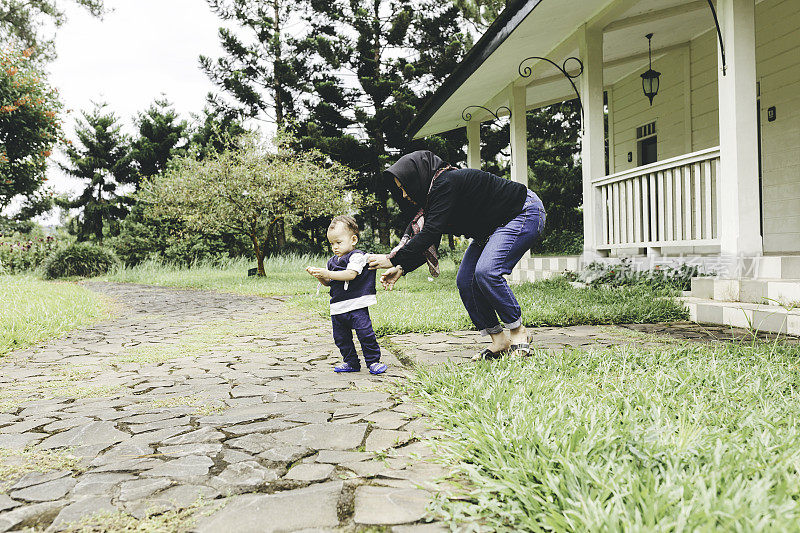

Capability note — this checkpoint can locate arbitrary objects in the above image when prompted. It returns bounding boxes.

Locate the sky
[43,0,227,207]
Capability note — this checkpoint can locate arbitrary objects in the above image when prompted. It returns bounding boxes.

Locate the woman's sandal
[471,348,506,362]
[508,343,531,357]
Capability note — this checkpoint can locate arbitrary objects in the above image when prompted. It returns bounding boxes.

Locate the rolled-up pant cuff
[480,324,504,336]
[504,318,522,330]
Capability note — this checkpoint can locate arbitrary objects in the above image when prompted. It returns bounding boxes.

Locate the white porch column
[508,84,528,185]
[578,24,605,259]
[508,83,530,282]
[717,0,762,258]
[466,121,481,169]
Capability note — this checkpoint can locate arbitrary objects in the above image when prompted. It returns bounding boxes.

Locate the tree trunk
[448,234,455,250]
[276,218,286,248]
[251,233,266,276]
[272,0,284,127]
[377,190,390,246]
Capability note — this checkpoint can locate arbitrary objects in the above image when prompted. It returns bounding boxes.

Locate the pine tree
[58,104,132,242]
[200,0,306,125]
[129,98,189,185]
[190,102,247,160]
[296,0,472,245]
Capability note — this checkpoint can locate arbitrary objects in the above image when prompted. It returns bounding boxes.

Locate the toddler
[306,215,387,375]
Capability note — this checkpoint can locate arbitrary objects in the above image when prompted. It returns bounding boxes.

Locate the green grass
[0,447,84,491]
[0,275,111,356]
[107,256,687,335]
[406,340,800,531]
[105,256,324,296]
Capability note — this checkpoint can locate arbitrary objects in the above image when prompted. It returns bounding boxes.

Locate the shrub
[532,228,583,255]
[565,258,707,291]
[110,204,250,267]
[0,233,59,274]
[43,243,119,279]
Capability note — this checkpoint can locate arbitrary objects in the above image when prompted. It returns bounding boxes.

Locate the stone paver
[195,481,343,532]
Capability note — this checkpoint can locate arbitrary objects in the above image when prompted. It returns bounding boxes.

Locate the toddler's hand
[306,266,324,280]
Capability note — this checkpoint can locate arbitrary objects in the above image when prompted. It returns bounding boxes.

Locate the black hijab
[384,150,448,207]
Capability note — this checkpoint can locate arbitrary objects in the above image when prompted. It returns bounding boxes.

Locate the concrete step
[750,256,800,280]
[682,297,800,336]
[691,277,800,306]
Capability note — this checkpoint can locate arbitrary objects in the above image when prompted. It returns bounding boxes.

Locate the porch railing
[592,147,720,250]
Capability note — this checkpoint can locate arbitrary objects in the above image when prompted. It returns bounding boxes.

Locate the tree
[295,0,472,245]
[0,0,106,61]
[190,102,247,160]
[0,46,62,226]
[450,0,505,30]
[57,103,133,242]
[139,133,362,276]
[129,98,189,186]
[527,99,583,253]
[200,0,306,125]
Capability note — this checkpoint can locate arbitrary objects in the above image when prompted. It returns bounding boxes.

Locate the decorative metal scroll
[518,56,584,120]
[461,105,512,123]
[461,105,513,161]
[706,0,727,75]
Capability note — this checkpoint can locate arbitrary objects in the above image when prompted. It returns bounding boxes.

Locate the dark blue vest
[327,250,377,310]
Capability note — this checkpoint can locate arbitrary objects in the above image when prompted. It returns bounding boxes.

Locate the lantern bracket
[518,56,584,120]
[707,0,727,75]
[461,105,513,161]
[461,105,512,123]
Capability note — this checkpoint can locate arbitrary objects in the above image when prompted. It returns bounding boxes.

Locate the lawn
[0,275,111,356]
[407,340,800,531]
[106,256,687,335]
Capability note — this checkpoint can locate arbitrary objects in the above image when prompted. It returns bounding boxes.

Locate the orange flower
[6,67,17,76]
[22,48,34,58]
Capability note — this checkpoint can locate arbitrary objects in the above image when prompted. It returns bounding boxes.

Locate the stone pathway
[391,320,799,365]
[1,283,796,532]
[0,283,448,532]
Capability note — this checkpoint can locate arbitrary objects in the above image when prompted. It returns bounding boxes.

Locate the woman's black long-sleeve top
[390,168,527,274]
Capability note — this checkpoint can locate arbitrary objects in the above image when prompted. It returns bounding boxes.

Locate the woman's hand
[367,254,393,270]
[380,266,403,290]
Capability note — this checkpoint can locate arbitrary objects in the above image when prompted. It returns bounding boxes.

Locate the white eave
[412,0,723,139]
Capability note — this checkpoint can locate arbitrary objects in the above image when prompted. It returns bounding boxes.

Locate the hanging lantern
[641,33,661,106]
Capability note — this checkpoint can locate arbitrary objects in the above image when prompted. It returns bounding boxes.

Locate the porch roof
[410,0,719,139]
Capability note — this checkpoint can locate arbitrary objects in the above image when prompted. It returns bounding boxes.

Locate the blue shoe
[368,362,388,375]
[334,362,360,373]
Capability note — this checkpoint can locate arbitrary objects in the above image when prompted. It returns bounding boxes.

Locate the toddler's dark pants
[332,308,381,369]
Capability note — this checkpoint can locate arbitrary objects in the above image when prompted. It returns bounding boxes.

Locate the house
[409,0,800,335]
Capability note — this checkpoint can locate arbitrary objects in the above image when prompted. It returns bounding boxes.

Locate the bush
[0,233,59,274]
[110,204,251,267]
[532,228,583,255]
[564,258,706,291]
[43,243,119,279]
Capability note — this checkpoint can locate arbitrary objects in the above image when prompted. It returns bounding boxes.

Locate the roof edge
[409,0,545,139]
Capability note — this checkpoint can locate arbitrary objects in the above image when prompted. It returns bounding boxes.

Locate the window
[636,121,657,166]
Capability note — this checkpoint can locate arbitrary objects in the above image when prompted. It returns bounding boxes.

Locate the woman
[368,150,546,360]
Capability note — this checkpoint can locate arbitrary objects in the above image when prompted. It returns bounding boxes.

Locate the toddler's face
[327,223,358,257]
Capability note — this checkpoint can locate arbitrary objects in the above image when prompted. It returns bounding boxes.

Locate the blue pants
[332,308,381,368]
[457,191,546,335]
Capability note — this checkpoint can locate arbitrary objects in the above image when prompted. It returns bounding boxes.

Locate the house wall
[610,32,719,175]
[756,0,800,253]
[608,0,799,254]
[609,46,692,173]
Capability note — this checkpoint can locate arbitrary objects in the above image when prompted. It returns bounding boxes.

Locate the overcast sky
[45,0,227,202]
